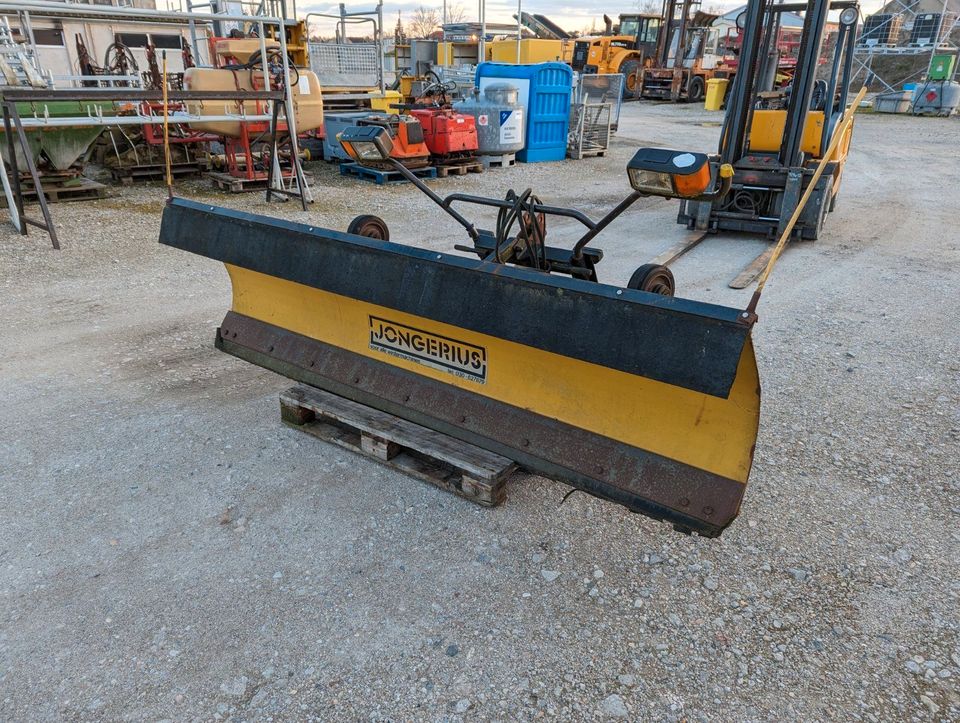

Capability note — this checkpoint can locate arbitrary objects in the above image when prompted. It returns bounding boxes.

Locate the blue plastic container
[475,62,572,162]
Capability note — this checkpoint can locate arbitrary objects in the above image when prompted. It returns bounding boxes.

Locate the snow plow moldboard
[159,198,761,536]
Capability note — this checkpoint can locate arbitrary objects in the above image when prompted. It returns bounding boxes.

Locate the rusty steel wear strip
[216,312,750,536]
[159,199,752,398]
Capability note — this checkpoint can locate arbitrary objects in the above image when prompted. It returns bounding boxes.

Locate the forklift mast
[680,0,861,242]
[720,0,858,168]
[780,0,830,167]
[654,0,700,68]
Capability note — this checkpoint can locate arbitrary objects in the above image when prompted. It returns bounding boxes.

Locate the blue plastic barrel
[475,62,572,162]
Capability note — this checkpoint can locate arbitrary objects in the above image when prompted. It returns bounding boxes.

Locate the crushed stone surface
[0,103,958,721]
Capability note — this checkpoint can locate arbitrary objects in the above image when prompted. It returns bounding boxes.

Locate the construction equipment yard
[1,102,959,720]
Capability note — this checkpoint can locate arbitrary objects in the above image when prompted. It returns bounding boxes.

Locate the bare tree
[637,0,663,14]
[446,2,467,23]
[407,6,440,38]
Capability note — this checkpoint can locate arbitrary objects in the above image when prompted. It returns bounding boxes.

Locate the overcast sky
[296,0,888,36]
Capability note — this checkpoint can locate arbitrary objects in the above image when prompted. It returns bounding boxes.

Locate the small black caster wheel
[347,214,390,240]
[627,263,675,296]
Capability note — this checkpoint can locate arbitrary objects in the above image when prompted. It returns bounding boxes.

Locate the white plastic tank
[912,80,960,117]
[455,82,525,157]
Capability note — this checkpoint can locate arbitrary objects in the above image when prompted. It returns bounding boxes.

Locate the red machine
[403,71,479,166]
[409,108,478,163]
[355,115,431,169]
[719,25,803,82]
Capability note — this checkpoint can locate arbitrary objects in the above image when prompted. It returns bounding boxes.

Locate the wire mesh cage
[573,73,624,129]
[308,43,380,87]
[430,65,478,98]
[567,102,612,160]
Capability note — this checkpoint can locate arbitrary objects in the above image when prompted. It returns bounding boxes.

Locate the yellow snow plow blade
[160,199,760,536]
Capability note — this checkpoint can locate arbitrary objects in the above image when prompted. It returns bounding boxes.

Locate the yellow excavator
[571,14,663,97]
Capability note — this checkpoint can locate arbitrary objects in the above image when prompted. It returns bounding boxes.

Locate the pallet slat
[280,384,517,506]
[111,161,208,185]
[339,161,437,185]
[207,170,313,193]
[0,176,108,207]
[434,161,484,178]
[479,153,516,169]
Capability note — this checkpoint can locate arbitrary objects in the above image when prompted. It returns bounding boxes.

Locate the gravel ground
[0,102,958,722]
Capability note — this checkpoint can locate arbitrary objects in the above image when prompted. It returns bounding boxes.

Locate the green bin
[929,53,957,81]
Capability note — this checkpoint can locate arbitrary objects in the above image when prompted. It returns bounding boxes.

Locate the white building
[2,0,214,85]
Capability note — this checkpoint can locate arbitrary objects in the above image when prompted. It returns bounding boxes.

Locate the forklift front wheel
[627,264,676,296]
[347,214,390,241]
[688,76,705,103]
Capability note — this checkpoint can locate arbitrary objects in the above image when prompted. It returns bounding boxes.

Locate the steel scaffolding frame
[852,0,959,91]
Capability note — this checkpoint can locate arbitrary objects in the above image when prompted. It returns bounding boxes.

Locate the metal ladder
[0,17,47,88]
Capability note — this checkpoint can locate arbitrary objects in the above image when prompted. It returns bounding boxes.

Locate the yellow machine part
[488,39,573,64]
[226,265,761,485]
[275,19,310,68]
[212,38,280,65]
[749,110,826,158]
[831,113,855,164]
[182,67,324,137]
[399,75,416,101]
[436,41,482,65]
[370,90,403,112]
[584,38,643,75]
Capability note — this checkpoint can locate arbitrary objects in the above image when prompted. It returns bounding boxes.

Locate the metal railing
[430,64,477,96]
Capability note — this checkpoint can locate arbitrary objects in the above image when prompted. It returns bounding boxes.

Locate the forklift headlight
[628,168,675,195]
[627,148,712,198]
[338,125,394,162]
[839,7,858,26]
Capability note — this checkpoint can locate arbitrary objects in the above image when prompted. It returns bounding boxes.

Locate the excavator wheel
[620,59,643,98]
[347,214,390,241]
[687,76,706,103]
[627,264,676,296]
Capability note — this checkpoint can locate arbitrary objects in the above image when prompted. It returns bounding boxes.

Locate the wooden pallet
[576,148,607,158]
[434,161,484,178]
[0,176,109,207]
[479,153,516,169]
[207,170,312,193]
[339,161,437,185]
[280,384,517,507]
[110,161,208,185]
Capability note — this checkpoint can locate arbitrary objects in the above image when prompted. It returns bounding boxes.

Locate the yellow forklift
[678,0,861,240]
